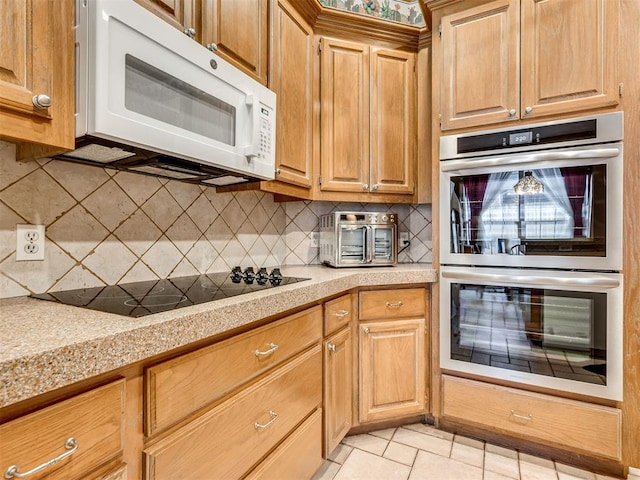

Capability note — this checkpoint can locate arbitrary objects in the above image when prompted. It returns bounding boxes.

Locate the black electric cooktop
[31,268,309,318]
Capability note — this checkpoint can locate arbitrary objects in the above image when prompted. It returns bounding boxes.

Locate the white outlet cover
[16,224,45,261]
[311,232,320,248]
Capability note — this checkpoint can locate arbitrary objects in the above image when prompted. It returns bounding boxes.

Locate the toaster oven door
[369,226,397,264]
[338,226,368,264]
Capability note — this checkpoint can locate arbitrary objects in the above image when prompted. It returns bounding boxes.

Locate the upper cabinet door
[320,38,370,193]
[0,0,74,155]
[370,48,416,195]
[440,0,520,131]
[134,0,199,38]
[520,0,619,119]
[270,0,314,188]
[203,0,269,85]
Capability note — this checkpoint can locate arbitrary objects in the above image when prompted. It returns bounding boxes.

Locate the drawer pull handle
[386,301,403,308]
[4,437,78,479]
[333,310,349,317]
[510,410,533,422]
[327,343,336,352]
[255,411,278,429]
[255,343,279,357]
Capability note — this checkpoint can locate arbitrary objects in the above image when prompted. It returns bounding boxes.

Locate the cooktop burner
[31,268,309,317]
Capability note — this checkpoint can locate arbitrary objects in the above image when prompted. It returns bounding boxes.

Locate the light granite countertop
[0,264,437,408]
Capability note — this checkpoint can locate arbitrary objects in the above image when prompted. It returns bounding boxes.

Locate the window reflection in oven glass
[449,165,606,256]
[450,283,608,385]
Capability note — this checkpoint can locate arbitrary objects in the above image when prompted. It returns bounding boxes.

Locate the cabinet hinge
[438,23,442,37]
[318,175,323,185]
[619,83,624,97]
[318,40,322,54]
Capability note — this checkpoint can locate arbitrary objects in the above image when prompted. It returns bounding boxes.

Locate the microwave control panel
[258,104,274,161]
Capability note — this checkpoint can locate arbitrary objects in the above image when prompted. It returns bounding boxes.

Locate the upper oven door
[79,0,275,179]
[439,143,623,270]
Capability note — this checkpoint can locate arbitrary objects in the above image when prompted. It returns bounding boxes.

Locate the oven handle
[441,270,620,289]
[440,147,621,172]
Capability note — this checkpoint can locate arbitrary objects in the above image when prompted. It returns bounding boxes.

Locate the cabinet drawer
[359,288,425,320]
[245,409,323,480]
[0,380,125,480]
[144,346,322,480]
[146,306,322,435]
[442,376,621,460]
[324,294,354,335]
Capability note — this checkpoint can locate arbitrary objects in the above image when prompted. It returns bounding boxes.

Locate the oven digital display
[509,131,533,145]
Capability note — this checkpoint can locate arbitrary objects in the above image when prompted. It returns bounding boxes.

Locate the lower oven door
[440,266,623,400]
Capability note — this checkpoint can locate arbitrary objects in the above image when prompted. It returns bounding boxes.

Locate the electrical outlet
[16,224,45,261]
[399,232,410,244]
[310,232,320,248]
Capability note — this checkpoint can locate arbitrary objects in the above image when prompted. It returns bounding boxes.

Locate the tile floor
[312,423,639,480]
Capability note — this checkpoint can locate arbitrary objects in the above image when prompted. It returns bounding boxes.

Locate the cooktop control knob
[243,267,255,284]
[230,266,243,283]
[256,267,269,285]
[269,268,283,286]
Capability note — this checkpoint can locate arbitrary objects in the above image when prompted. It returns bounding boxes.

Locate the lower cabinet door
[143,346,321,480]
[245,409,323,480]
[359,319,426,423]
[324,327,353,456]
[0,380,125,480]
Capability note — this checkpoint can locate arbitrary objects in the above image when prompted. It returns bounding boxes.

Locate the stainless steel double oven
[439,112,624,400]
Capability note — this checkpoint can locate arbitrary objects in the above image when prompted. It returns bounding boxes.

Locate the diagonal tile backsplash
[0,140,432,299]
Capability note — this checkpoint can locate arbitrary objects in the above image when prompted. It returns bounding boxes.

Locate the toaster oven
[319,212,397,267]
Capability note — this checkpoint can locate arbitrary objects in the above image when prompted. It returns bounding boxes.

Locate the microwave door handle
[440,147,621,173]
[243,93,260,159]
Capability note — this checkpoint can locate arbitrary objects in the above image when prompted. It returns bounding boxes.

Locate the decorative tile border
[318,0,426,27]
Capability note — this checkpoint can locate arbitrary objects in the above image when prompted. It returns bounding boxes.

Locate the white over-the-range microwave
[55,0,276,187]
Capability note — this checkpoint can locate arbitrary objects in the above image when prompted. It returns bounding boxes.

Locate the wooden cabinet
[442,375,622,460]
[144,346,322,480]
[323,294,354,456]
[0,0,74,159]
[202,0,269,85]
[0,380,125,480]
[145,306,321,436]
[358,289,427,423]
[136,0,268,85]
[245,409,323,480]
[324,327,353,456]
[319,37,416,199]
[269,0,314,189]
[440,0,619,131]
[133,0,199,37]
[144,306,323,479]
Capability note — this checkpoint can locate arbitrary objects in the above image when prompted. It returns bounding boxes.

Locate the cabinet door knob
[371,184,379,191]
[32,94,51,109]
[524,106,533,115]
[327,343,336,352]
[363,184,369,190]
[183,27,196,38]
[363,326,370,334]
[508,108,516,117]
[274,168,281,176]
[206,43,218,52]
